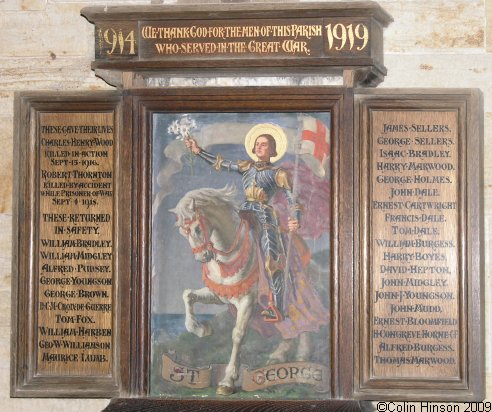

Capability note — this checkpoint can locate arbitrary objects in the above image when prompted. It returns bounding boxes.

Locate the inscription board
[12,94,123,397]
[38,112,114,375]
[95,18,371,59]
[370,110,460,378]
[355,91,483,400]
[82,3,392,84]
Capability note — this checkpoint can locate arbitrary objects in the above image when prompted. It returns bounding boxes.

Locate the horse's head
[171,198,215,263]
[171,186,239,263]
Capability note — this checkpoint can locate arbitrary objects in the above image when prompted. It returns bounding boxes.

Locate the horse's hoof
[186,320,213,337]
[216,385,235,396]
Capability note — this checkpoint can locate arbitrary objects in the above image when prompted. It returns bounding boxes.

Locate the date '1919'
[325,23,369,51]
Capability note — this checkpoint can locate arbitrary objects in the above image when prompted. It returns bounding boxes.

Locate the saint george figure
[185,124,301,322]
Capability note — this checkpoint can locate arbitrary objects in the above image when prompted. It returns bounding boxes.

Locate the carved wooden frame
[353,89,484,401]
[11,92,125,397]
[10,86,355,406]
[11,86,484,407]
[127,86,355,404]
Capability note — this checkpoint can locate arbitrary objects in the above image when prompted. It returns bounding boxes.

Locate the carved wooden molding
[81,2,392,87]
[11,86,483,402]
[353,89,484,401]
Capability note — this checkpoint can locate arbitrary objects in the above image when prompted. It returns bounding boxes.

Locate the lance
[283,115,303,300]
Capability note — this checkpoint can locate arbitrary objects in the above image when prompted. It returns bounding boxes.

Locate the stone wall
[1,0,490,410]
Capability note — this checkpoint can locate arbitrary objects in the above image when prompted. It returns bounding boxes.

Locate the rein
[183,211,248,256]
[182,210,252,278]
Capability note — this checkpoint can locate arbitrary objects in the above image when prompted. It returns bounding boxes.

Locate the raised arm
[185,138,241,173]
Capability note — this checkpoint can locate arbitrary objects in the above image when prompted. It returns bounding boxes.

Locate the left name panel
[37,112,114,375]
[12,94,126,397]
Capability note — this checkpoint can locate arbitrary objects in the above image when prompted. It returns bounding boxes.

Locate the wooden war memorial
[10,2,484,408]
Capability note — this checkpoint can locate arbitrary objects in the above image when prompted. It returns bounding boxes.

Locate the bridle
[180,208,251,278]
[181,211,213,255]
[181,209,246,256]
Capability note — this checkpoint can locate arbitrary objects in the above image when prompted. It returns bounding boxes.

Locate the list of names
[370,110,460,378]
[37,112,114,376]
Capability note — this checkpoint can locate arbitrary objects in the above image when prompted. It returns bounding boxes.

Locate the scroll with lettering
[162,355,212,389]
[242,362,329,392]
[161,354,329,393]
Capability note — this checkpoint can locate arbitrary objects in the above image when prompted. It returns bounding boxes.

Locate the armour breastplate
[242,165,278,203]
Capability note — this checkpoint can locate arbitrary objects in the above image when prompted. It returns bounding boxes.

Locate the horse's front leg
[183,287,223,338]
[217,292,255,395]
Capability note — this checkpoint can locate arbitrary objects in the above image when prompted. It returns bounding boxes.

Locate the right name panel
[355,90,483,400]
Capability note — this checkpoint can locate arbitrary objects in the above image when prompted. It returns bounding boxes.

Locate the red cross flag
[299,116,330,178]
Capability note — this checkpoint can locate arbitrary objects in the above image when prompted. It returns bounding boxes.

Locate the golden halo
[244,123,288,163]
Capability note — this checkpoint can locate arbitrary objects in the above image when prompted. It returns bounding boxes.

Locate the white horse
[170,186,312,395]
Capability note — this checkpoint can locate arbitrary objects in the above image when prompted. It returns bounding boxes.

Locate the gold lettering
[155,43,180,54]
[117,29,125,54]
[281,40,311,55]
[103,28,136,55]
[325,22,368,51]
[177,27,191,39]
[154,41,250,55]
[143,21,369,56]
[224,26,239,38]
[347,24,355,50]
[355,23,369,50]
[124,30,136,55]
[247,40,281,54]
[142,23,325,42]
[332,23,347,50]
[217,42,228,53]
[229,42,247,53]
[103,29,118,55]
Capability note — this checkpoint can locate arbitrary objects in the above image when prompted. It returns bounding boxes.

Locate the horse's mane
[171,185,239,227]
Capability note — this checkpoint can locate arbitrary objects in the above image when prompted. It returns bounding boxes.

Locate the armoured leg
[255,206,287,322]
[261,269,285,322]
